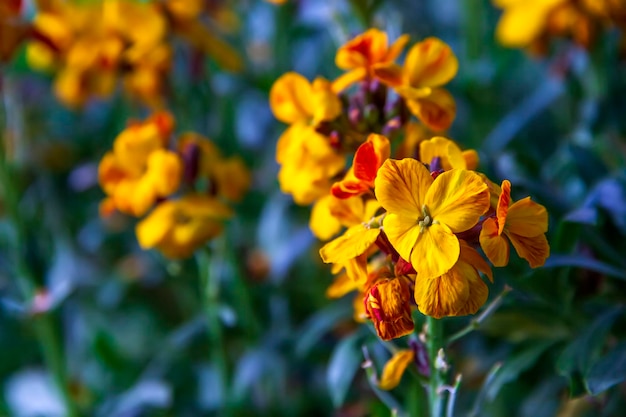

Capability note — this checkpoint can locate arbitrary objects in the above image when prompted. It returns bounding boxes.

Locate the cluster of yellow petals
[494,0,626,50]
[99,112,250,259]
[26,0,241,108]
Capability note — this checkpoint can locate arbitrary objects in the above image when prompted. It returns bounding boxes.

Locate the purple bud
[409,338,430,377]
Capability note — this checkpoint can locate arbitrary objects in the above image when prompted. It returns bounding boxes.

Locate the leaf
[585,341,626,395]
[294,300,353,358]
[543,255,626,280]
[327,332,362,407]
[486,340,556,401]
[557,307,623,395]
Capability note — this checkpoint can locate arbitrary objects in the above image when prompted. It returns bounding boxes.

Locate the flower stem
[1,77,78,417]
[426,316,445,417]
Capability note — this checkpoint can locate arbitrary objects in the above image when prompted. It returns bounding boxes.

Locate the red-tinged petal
[379,349,415,390]
[404,37,459,88]
[319,224,380,264]
[365,278,414,340]
[386,34,410,62]
[506,197,548,236]
[331,68,367,93]
[506,231,550,268]
[479,217,510,267]
[497,180,512,235]
[372,63,404,87]
[425,169,490,233]
[406,88,456,132]
[411,222,460,279]
[374,158,433,218]
[354,133,390,183]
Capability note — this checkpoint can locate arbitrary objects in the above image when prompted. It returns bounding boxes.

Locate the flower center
[418,205,433,232]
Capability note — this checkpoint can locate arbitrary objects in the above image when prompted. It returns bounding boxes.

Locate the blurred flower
[479,179,550,268]
[378,349,415,390]
[136,194,232,259]
[0,0,27,63]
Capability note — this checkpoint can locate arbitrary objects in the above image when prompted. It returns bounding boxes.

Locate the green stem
[1,76,78,417]
[427,316,445,417]
[196,249,230,413]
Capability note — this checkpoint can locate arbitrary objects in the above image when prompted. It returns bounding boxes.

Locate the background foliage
[1,0,626,416]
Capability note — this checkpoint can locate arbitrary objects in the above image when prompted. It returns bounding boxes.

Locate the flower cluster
[99,111,250,259]
[270,29,550,342]
[26,0,241,108]
[494,0,626,53]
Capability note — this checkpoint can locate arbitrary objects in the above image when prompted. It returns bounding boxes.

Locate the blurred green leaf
[543,255,626,280]
[327,332,362,408]
[295,300,353,358]
[585,341,626,395]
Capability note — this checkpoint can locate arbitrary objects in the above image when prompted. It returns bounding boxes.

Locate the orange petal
[365,278,414,340]
[379,349,415,390]
[419,136,466,170]
[386,34,410,62]
[506,232,550,268]
[460,240,493,283]
[374,158,433,218]
[406,88,456,132]
[479,217,510,267]
[453,259,489,316]
[404,37,458,88]
[506,197,548,236]
[426,169,490,233]
[372,63,404,87]
[353,133,390,183]
[331,68,367,93]
[497,180,512,235]
[414,265,469,318]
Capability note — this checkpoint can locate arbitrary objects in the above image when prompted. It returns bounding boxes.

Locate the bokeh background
[1,0,626,416]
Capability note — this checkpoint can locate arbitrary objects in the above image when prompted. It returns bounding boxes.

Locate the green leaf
[486,340,556,401]
[295,300,353,358]
[557,307,623,395]
[327,332,362,408]
[585,341,626,395]
[543,255,626,280]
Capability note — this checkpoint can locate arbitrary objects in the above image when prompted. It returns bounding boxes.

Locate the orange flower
[375,158,489,279]
[364,277,414,340]
[374,38,458,131]
[479,180,549,268]
[333,28,409,93]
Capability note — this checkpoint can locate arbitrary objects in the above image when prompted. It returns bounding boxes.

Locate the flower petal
[426,169,489,233]
[410,222,460,279]
[414,266,469,319]
[506,232,550,268]
[419,136,466,170]
[406,88,456,132]
[382,213,421,264]
[309,195,343,241]
[269,72,314,124]
[379,350,415,390]
[479,217,510,267]
[506,197,548,236]
[404,37,458,88]
[319,224,380,264]
[375,158,433,219]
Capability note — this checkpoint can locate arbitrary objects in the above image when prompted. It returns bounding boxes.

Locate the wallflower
[373,38,458,131]
[378,349,416,390]
[479,180,549,268]
[375,158,489,279]
[419,136,479,171]
[333,28,409,93]
[99,112,181,217]
[310,195,380,241]
[136,195,232,259]
[364,276,415,340]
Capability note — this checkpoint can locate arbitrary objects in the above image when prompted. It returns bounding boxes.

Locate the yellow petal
[309,195,343,241]
[145,149,182,197]
[269,72,314,124]
[326,272,359,298]
[404,37,458,88]
[319,224,380,264]
[374,158,433,219]
[462,149,479,170]
[410,222,460,280]
[506,232,550,268]
[414,267,469,319]
[331,68,367,93]
[453,260,489,316]
[372,63,403,87]
[136,202,176,249]
[426,169,489,233]
[419,136,466,170]
[460,240,493,283]
[311,77,342,124]
[479,217,510,267]
[382,213,421,266]
[379,350,415,390]
[495,2,557,47]
[406,88,456,132]
[506,197,548,237]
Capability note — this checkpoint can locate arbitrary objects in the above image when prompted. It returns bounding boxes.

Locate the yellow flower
[414,241,492,318]
[136,195,232,259]
[419,136,479,171]
[494,0,567,48]
[364,277,415,340]
[333,28,409,93]
[310,195,380,241]
[99,112,181,217]
[375,158,489,279]
[374,38,458,131]
[479,180,550,268]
